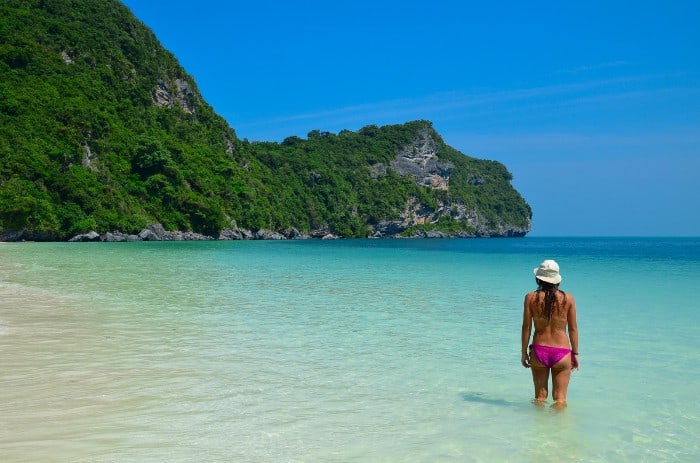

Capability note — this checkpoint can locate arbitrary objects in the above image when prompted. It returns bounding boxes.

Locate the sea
[0,237,698,462]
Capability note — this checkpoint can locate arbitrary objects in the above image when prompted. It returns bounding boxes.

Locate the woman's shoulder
[559,290,576,309]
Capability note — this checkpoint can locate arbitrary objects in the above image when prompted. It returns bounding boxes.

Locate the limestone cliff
[367,126,530,238]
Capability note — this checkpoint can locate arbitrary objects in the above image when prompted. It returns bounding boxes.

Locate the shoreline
[1,223,527,243]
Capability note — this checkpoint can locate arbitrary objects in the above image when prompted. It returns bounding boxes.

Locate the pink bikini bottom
[530,344,571,368]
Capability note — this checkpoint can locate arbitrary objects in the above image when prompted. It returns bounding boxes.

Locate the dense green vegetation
[0,0,531,240]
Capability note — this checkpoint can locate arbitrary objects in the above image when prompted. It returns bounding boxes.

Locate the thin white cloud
[446,126,700,165]
[231,72,700,145]
[236,73,687,129]
[556,60,629,74]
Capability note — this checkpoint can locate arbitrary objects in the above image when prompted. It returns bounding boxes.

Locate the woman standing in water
[521,260,579,408]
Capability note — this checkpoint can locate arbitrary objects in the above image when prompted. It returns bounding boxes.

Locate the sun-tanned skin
[521,281,579,408]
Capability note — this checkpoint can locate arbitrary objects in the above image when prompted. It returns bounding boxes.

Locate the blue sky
[121,1,700,236]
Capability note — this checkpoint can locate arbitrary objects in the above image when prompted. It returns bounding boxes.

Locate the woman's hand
[521,352,530,368]
[571,353,580,371]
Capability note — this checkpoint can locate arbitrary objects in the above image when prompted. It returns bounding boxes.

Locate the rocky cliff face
[371,129,453,189]
[153,77,197,114]
[372,198,530,238]
[369,129,530,238]
[390,131,453,190]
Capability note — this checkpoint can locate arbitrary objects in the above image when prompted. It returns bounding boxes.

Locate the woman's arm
[567,294,580,370]
[521,294,532,367]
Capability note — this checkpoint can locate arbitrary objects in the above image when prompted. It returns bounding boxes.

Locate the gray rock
[309,227,332,239]
[85,231,101,241]
[219,225,256,240]
[0,229,26,242]
[219,228,244,240]
[374,221,406,236]
[180,231,214,240]
[68,231,101,242]
[255,229,286,240]
[102,232,123,242]
[283,227,309,239]
[138,229,160,241]
[425,230,448,238]
[147,223,167,239]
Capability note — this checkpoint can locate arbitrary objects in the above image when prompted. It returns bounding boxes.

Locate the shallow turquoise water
[1,238,698,462]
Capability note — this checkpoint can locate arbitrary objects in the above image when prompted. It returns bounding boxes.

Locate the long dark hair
[535,279,566,319]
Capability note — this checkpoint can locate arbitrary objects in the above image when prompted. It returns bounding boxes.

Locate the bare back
[524,290,575,348]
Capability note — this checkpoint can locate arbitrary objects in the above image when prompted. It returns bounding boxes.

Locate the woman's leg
[551,356,572,408]
[530,357,550,402]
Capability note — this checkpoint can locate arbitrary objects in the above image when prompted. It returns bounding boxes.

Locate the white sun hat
[533,259,562,284]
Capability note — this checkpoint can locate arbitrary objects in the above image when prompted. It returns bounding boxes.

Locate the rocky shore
[0,221,527,242]
[65,224,340,242]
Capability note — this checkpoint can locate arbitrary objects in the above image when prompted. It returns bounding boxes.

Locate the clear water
[1,238,698,462]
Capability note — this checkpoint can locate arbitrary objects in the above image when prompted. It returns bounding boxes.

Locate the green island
[0,0,531,241]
